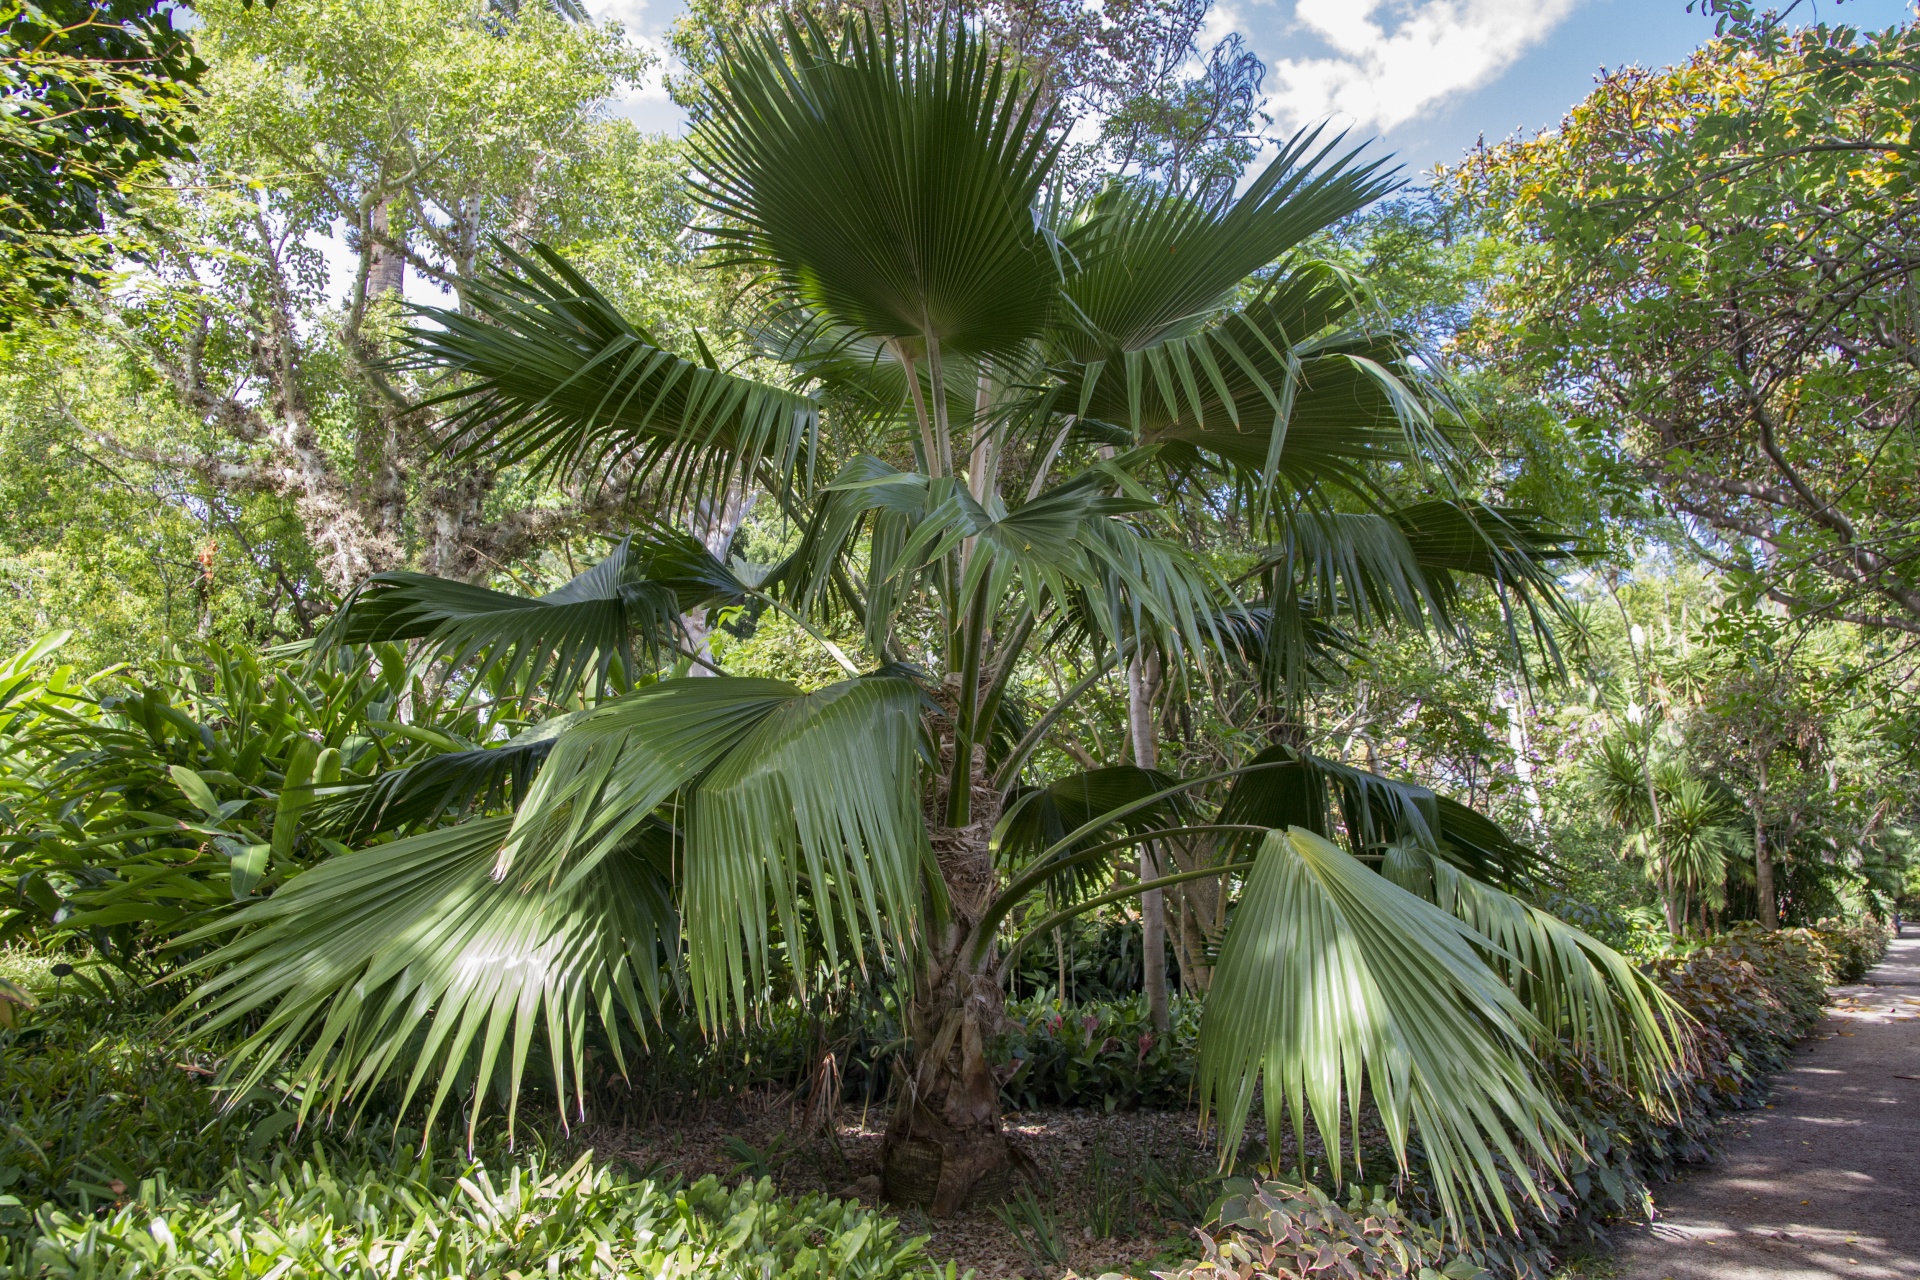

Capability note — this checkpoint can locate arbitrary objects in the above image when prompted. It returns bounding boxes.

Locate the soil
[580,1103,1235,1278]
[1612,925,1920,1280]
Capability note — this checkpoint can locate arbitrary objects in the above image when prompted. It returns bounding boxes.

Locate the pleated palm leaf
[181,13,1679,1231]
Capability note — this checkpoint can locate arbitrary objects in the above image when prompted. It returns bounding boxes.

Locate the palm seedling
[178,16,1681,1231]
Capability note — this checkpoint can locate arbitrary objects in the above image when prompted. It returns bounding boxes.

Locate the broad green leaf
[1198,826,1573,1233]
[168,765,222,819]
[228,842,270,900]
[271,738,318,863]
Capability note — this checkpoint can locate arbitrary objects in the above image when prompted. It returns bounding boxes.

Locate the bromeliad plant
[179,16,1681,1232]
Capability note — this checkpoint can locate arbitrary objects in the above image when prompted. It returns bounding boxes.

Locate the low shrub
[1797,918,1891,984]
[994,994,1200,1112]
[5,1160,944,1280]
[1146,1181,1485,1280]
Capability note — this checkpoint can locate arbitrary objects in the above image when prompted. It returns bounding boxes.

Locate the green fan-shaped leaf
[311,709,592,840]
[181,816,677,1141]
[317,532,751,702]
[1412,853,1685,1104]
[693,16,1059,355]
[1198,826,1573,1232]
[399,244,818,501]
[994,764,1183,899]
[1054,128,1396,362]
[686,676,932,1026]
[1218,743,1530,886]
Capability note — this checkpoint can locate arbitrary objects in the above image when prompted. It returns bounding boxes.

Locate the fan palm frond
[994,764,1184,900]
[399,245,818,502]
[1054,128,1396,361]
[316,530,753,703]
[311,709,590,840]
[1198,826,1571,1231]
[1217,743,1531,886]
[181,816,676,1141]
[1402,851,1685,1101]
[184,673,934,1131]
[693,15,1059,357]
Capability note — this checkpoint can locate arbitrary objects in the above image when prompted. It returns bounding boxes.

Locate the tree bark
[1166,833,1223,993]
[366,198,405,300]
[1127,648,1169,1033]
[1752,763,1778,929]
[882,694,1019,1212]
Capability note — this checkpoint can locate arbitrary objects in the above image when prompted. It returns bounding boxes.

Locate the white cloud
[585,0,679,105]
[1263,0,1580,133]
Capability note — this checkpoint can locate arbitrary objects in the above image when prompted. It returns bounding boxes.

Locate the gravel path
[1614,925,1920,1280]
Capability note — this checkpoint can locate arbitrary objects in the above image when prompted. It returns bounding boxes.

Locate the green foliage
[0,3,1682,1238]
[990,1189,1070,1272]
[1197,829,1578,1231]
[695,16,1062,359]
[0,992,272,1210]
[7,1162,948,1280]
[1454,19,1920,633]
[0,990,946,1280]
[1156,1180,1482,1280]
[0,0,203,325]
[0,321,323,663]
[0,635,514,974]
[995,994,1199,1112]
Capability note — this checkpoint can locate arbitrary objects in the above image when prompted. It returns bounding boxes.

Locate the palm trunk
[1752,781,1778,930]
[1127,650,1169,1033]
[883,920,1017,1212]
[882,702,1017,1212]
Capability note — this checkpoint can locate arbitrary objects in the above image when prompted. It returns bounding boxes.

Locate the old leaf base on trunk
[881,722,1027,1212]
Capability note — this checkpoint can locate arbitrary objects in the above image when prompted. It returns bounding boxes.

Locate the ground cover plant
[0,918,1877,1279]
[0,979,950,1280]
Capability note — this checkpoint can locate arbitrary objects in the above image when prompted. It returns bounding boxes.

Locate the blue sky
[592,0,1915,177]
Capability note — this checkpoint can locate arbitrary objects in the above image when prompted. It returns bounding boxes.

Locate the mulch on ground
[577,1086,1404,1279]
[582,1101,1222,1278]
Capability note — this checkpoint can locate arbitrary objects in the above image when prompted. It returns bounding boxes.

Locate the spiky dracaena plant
[179,17,1680,1230]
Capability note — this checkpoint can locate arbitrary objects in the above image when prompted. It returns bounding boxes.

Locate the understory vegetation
[3,0,1917,1276]
[0,919,1886,1278]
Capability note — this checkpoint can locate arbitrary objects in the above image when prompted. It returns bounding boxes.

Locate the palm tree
[1592,740,1747,934]
[182,17,1678,1230]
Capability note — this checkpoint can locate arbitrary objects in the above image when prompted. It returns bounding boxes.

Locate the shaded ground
[1614,926,1920,1280]
[579,1085,1408,1277]
[583,1103,1233,1278]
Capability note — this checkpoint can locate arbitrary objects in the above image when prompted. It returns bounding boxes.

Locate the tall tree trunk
[1752,765,1778,929]
[1660,860,1682,937]
[1167,833,1222,993]
[367,198,404,300]
[883,694,1017,1212]
[1127,649,1169,1033]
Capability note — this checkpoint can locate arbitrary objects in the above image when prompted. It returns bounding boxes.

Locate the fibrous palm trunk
[882,707,1018,1212]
